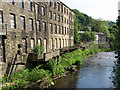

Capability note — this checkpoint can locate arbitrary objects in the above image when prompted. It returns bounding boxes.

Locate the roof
[78,31,105,35]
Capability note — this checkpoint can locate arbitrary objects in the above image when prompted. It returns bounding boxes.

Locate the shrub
[52,64,65,76]
[32,44,44,57]
[44,59,57,71]
[28,69,51,82]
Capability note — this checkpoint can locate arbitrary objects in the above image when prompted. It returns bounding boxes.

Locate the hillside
[73,9,116,45]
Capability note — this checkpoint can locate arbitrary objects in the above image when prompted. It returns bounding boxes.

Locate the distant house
[94,32,109,48]
[94,32,106,44]
[78,31,109,48]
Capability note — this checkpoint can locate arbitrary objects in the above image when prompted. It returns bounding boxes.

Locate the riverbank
[113,59,120,88]
[50,52,116,88]
[0,48,110,89]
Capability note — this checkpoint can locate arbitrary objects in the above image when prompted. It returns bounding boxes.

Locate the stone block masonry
[0,0,74,77]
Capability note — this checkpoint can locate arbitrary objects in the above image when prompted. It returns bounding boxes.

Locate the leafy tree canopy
[82,31,96,42]
[73,9,115,45]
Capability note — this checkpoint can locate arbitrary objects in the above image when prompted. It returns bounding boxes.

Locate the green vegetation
[114,65,120,88]
[115,16,120,56]
[74,15,81,44]
[82,31,96,42]
[0,44,109,89]
[108,25,118,50]
[114,16,120,88]
[32,44,44,57]
[73,9,115,46]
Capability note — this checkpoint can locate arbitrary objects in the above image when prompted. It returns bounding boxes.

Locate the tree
[82,31,96,42]
[73,9,93,30]
[82,26,91,31]
[108,26,117,50]
[108,26,117,42]
[115,16,120,57]
[91,19,110,38]
[74,16,81,44]
[73,9,115,47]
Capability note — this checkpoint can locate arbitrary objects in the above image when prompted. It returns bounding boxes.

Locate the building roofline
[59,0,74,13]
[78,31,105,35]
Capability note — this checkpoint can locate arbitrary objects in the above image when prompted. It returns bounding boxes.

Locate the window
[35,4,39,14]
[64,18,66,24]
[64,7,66,14]
[61,4,63,12]
[19,0,24,8]
[70,29,73,35]
[48,0,52,6]
[65,27,66,35]
[28,0,32,11]
[0,11,3,25]
[51,38,53,50]
[30,39,34,49]
[42,6,45,16]
[54,24,57,34]
[10,13,16,29]
[50,23,52,34]
[58,15,60,22]
[22,39,27,53]
[65,39,67,47]
[53,1,56,9]
[58,25,60,34]
[59,39,61,48]
[44,39,47,53]
[69,16,71,21]
[67,19,69,24]
[37,20,40,31]
[61,16,63,23]
[67,28,69,35]
[8,0,14,5]
[29,18,33,30]
[63,39,64,48]
[43,22,46,32]
[55,38,57,49]
[38,39,42,46]
[49,11,52,19]
[20,16,25,30]
[67,39,69,47]
[62,26,64,34]
[67,9,69,15]
[54,13,56,20]
[58,3,60,11]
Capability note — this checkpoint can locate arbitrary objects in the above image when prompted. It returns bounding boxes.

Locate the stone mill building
[0,0,74,77]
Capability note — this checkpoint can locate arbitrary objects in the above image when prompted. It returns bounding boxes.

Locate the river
[50,52,117,88]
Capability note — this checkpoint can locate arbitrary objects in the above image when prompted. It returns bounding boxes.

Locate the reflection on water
[50,52,116,88]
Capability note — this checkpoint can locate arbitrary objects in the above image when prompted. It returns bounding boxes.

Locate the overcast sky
[61,0,119,21]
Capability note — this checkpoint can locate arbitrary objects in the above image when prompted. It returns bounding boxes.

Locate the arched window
[44,39,47,53]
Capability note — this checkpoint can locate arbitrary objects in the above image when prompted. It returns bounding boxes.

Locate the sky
[61,0,120,22]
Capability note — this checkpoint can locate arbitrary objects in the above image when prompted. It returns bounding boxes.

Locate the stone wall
[0,0,74,77]
[0,62,7,78]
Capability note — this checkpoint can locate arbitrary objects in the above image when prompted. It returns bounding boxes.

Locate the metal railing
[0,23,7,35]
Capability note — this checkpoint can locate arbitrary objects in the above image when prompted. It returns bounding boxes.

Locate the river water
[50,52,117,88]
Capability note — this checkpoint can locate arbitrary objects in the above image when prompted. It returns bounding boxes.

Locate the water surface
[50,52,116,88]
